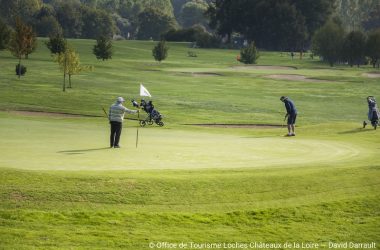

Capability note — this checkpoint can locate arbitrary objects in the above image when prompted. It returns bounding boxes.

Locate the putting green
[0,113,364,171]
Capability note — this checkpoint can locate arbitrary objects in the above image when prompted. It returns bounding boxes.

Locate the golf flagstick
[136,110,139,148]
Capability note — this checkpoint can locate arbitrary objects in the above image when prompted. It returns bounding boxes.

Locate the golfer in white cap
[109,97,138,148]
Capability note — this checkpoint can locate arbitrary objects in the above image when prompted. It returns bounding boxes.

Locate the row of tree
[0,0,212,40]
[312,19,380,67]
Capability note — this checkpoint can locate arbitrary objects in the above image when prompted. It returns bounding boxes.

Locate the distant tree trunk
[68,74,72,88]
[18,57,21,79]
[63,72,66,92]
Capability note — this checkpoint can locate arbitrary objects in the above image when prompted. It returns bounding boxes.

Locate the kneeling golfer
[280,96,297,136]
[109,97,138,148]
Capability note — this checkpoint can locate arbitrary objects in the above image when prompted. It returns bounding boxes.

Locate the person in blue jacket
[280,96,297,136]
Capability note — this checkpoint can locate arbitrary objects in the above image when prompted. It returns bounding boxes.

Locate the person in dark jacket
[280,96,297,136]
[109,97,138,148]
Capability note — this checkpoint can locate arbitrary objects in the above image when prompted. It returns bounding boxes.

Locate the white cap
[116,97,125,103]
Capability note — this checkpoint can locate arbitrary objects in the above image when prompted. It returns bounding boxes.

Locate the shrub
[15,64,27,76]
[240,41,259,64]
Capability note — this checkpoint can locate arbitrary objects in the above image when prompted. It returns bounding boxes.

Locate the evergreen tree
[93,36,113,61]
[239,41,259,64]
[152,40,168,62]
[45,34,66,54]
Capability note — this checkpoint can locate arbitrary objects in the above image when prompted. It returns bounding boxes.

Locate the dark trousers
[110,121,122,147]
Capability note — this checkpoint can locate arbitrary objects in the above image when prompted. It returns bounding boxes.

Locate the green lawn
[0,39,379,249]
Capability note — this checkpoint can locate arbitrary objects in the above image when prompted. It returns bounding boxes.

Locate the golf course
[0,39,379,249]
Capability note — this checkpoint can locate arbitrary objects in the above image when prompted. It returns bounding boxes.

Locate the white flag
[140,84,152,97]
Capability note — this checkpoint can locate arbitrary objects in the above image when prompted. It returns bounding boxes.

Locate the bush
[240,42,259,64]
[15,64,27,76]
[152,40,168,62]
[163,26,220,48]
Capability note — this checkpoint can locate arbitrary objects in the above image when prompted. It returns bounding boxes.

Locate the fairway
[0,39,379,249]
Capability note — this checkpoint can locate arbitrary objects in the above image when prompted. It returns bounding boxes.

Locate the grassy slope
[0,39,379,249]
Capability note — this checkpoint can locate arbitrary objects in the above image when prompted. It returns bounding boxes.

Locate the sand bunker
[232,65,297,70]
[186,124,282,129]
[265,74,328,82]
[363,72,380,78]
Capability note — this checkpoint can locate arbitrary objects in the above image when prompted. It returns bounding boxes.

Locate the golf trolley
[363,96,379,130]
[132,99,164,127]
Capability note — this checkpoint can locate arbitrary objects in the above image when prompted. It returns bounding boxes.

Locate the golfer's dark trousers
[110,121,122,147]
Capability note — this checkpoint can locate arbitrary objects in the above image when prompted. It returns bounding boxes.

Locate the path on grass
[0,114,365,171]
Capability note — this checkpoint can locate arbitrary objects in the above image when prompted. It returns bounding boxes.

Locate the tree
[239,41,259,64]
[81,6,116,39]
[312,20,345,66]
[9,18,37,78]
[54,0,83,38]
[366,30,380,68]
[341,30,367,67]
[180,0,209,28]
[45,34,66,54]
[362,5,380,31]
[152,40,168,62]
[0,0,42,25]
[0,19,11,50]
[93,36,113,60]
[137,8,178,40]
[206,0,334,49]
[55,47,91,91]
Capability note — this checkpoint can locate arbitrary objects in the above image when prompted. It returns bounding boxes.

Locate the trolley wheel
[148,120,154,125]
[139,120,146,127]
[157,121,164,127]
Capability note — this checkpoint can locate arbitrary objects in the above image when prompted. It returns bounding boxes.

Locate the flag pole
[136,110,139,148]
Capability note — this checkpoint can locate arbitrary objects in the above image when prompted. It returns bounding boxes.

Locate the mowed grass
[0,39,379,249]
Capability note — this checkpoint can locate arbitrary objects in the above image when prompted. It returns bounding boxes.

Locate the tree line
[0,0,212,40]
[312,19,380,68]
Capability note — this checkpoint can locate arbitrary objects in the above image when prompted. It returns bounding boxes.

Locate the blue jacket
[284,99,297,115]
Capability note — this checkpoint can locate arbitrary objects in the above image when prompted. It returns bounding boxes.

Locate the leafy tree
[45,34,66,54]
[55,47,92,91]
[0,0,42,24]
[239,41,259,64]
[366,30,380,68]
[9,18,37,78]
[335,0,378,31]
[180,0,208,28]
[81,6,116,39]
[35,15,62,37]
[54,0,83,38]
[137,8,178,40]
[206,0,334,49]
[93,36,113,60]
[362,5,380,31]
[0,19,11,50]
[152,40,169,62]
[312,20,345,67]
[341,30,367,67]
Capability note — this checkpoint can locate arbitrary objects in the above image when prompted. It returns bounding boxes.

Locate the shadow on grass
[57,147,110,155]
[338,128,374,134]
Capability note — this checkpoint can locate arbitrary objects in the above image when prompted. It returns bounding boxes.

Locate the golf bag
[133,99,164,127]
[367,97,379,129]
